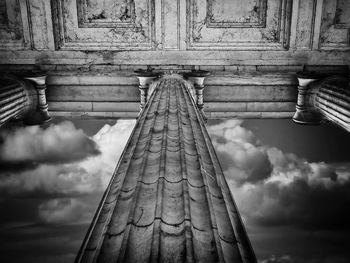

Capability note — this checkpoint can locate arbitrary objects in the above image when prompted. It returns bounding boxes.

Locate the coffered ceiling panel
[0,0,31,50]
[52,0,155,50]
[319,0,350,50]
[187,0,292,50]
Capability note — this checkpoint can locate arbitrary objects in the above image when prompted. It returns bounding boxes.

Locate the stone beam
[43,71,298,119]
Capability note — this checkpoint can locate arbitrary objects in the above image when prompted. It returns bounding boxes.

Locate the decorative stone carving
[77,0,136,28]
[52,0,155,50]
[0,0,31,50]
[207,0,267,28]
[188,0,292,50]
[319,0,350,50]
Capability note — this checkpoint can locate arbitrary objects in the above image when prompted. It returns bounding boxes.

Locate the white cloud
[208,119,272,184]
[207,119,256,144]
[80,119,136,190]
[0,120,136,197]
[0,119,136,228]
[0,121,99,165]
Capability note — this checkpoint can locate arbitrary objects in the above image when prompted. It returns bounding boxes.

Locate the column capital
[23,75,47,87]
[182,70,210,87]
[293,71,322,125]
[135,69,160,112]
[23,73,51,125]
[296,71,322,87]
[183,70,210,121]
[135,69,159,87]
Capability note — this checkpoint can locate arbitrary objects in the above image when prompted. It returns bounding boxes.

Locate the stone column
[309,75,350,132]
[292,72,322,125]
[135,70,159,112]
[23,75,51,124]
[183,70,210,119]
[0,77,28,126]
[75,75,256,263]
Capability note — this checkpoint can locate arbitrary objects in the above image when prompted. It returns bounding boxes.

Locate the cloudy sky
[207,119,350,263]
[0,118,349,263]
[0,119,136,263]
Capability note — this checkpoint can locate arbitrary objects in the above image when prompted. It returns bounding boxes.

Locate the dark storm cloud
[38,198,91,224]
[208,120,350,231]
[241,167,350,230]
[0,121,100,171]
[0,161,39,172]
[0,221,88,263]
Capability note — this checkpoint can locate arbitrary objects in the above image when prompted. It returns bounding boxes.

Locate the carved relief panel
[52,0,155,50]
[187,0,292,50]
[207,0,267,28]
[319,0,350,50]
[77,0,135,28]
[0,0,31,50]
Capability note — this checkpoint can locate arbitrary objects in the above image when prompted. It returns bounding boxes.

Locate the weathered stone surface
[76,76,256,263]
[0,1,349,119]
[0,1,349,62]
[43,71,299,118]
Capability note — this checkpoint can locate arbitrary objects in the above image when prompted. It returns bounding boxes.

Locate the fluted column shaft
[0,74,51,127]
[293,73,350,132]
[75,75,256,263]
[0,79,28,126]
[309,76,350,132]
